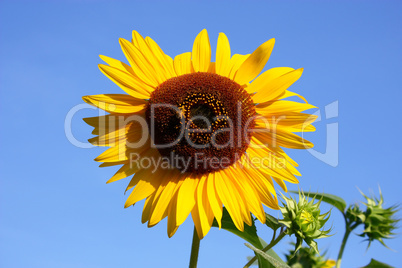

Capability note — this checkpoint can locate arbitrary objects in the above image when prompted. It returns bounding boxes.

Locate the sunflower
[83,29,317,239]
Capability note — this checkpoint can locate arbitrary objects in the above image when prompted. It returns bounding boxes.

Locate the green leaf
[361,258,394,268]
[246,256,258,267]
[245,243,291,268]
[212,208,270,267]
[265,213,283,231]
[258,238,289,268]
[212,208,262,248]
[290,191,347,213]
[212,208,287,268]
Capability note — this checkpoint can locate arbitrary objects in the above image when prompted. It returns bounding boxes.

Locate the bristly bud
[358,188,400,249]
[345,203,365,224]
[286,244,336,268]
[279,191,332,254]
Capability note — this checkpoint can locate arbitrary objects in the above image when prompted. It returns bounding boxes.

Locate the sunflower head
[279,192,331,253]
[82,29,316,239]
[358,188,400,248]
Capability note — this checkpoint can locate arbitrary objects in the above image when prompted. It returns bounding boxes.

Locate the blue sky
[1,1,401,267]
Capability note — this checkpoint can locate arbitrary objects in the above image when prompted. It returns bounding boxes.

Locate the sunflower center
[190,104,214,129]
[146,72,256,174]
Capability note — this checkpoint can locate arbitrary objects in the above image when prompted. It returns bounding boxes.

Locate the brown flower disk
[146,72,256,174]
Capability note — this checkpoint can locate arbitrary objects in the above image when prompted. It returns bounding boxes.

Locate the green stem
[336,220,359,268]
[189,227,200,268]
[335,228,351,268]
[244,229,287,268]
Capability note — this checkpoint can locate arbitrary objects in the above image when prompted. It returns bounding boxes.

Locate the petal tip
[119,38,130,46]
[98,64,106,71]
[82,95,91,104]
[124,202,132,208]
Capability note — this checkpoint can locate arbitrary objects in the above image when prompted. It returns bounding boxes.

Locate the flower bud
[286,245,336,268]
[358,188,399,248]
[279,191,332,254]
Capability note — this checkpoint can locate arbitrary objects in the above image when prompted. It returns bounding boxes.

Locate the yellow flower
[322,260,336,268]
[83,29,316,239]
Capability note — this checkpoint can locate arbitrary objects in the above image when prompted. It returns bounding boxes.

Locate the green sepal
[265,213,284,231]
[290,191,347,213]
[361,259,394,268]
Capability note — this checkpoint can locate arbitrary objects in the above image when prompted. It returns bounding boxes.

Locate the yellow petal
[84,113,146,137]
[256,100,316,113]
[248,145,298,184]
[124,167,162,208]
[94,145,128,162]
[228,54,250,80]
[119,38,161,86]
[176,175,199,226]
[215,33,231,77]
[192,29,211,72]
[228,167,265,224]
[107,163,139,184]
[167,191,180,238]
[277,121,316,134]
[105,147,154,183]
[89,131,126,147]
[234,38,275,85]
[247,137,300,183]
[98,64,152,99]
[222,169,252,226]
[95,139,151,163]
[100,55,136,76]
[242,163,279,209]
[207,62,215,73]
[254,112,317,133]
[280,90,308,103]
[241,155,276,196]
[123,148,160,192]
[99,161,128,168]
[246,67,294,94]
[83,114,121,134]
[193,174,214,239]
[253,129,314,150]
[214,171,244,231]
[145,36,176,79]
[191,202,203,239]
[249,137,301,175]
[173,52,193,76]
[142,194,156,224]
[272,176,288,192]
[252,68,303,103]
[86,116,129,146]
[82,94,147,114]
[206,172,223,229]
[149,169,184,226]
[89,122,144,147]
[131,31,170,82]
